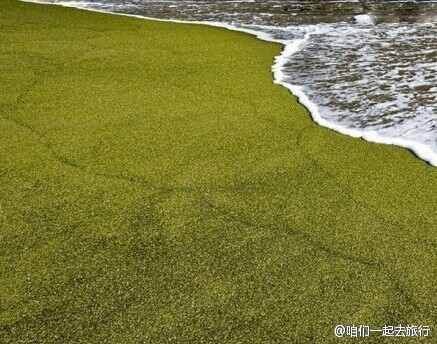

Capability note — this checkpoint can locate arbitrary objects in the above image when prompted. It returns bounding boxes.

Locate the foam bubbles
[355,14,375,25]
[20,0,437,166]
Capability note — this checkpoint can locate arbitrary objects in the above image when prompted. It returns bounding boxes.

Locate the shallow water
[26,1,437,165]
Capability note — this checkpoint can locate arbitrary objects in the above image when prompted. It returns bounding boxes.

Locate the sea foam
[355,14,375,25]
[20,0,437,167]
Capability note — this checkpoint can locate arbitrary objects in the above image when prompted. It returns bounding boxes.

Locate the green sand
[0,0,436,342]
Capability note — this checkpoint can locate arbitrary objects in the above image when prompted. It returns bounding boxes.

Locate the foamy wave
[20,0,437,166]
[355,14,375,25]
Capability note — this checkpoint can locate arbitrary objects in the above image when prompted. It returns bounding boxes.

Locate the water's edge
[20,0,437,167]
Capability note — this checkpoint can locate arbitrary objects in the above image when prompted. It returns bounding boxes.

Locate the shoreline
[21,0,437,167]
[2,1,436,341]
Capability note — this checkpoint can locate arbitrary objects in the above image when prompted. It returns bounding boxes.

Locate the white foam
[20,0,437,167]
[355,14,375,25]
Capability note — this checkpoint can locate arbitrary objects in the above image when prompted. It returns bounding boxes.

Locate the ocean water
[23,1,437,166]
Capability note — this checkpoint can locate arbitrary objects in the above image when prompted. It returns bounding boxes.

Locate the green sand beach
[1,0,436,342]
